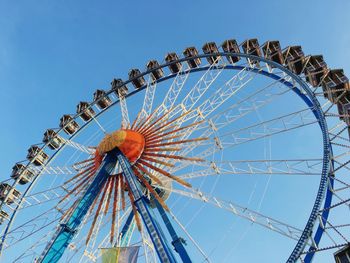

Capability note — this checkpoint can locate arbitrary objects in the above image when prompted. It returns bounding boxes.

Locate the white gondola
[304,55,328,87]
[111,78,128,98]
[183,47,201,68]
[77,102,95,121]
[129,69,146,89]
[322,69,350,103]
[283,46,305,75]
[43,129,63,149]
[221,39,240,64]
[334,244,350,263]
[202,42,221,65]
[94,90,112,109]
[0,210,9,225]
[60,115,80,135]
[147,60,164,81]
[0,183,20,205]
[241,38,262,66]
[27,145,49,166]
[262,40,283,66]
[165,52,182,73]
[11,163,35,185]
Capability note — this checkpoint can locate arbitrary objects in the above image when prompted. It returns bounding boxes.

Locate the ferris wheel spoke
[172,80,292,168]
[139,75,158,120]
[164,186,306,243]
[182,65,262,125]
[13,186,69,211]
[168,65,263,145]
[61,138,94,155]
[157,67,191,117]
[209,109,315,149]
[174,159,323,181]
[117,88,131,129]
[18,169,97,210]
[30,165,76,176]
[3,194,76,248]
[207,82,291,132]
[171,108,317,173]
[11,200,80,262]
[178,69,292,138]
[6,204,61,234]
[170,62,226,120]
[164,91,292,172]
[223,104,313,134]
[168,210,211,262]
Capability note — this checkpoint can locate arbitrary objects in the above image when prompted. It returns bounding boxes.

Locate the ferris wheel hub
[97,129,145,163]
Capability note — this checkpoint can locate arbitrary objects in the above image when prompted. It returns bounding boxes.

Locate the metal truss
[217,108,317,147]
[172,77,292,167]
[139,75,158,120]
[30,165,75,175]
[176,159,323,180]
[118,90,130,129]
[155,65,262,173]
[172,107,316,173]
[169,62,226,120]
[2,50,348,263]
[164,186,306,242]
[140,76,157,119]
[187,67,255,122]
[62,138,94,155]
[157,68,190,117]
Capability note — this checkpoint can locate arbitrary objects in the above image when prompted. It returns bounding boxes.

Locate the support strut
[155,200,192,263]
[38,152,118,263]
[38,147,191,263]
[116,148,178,263]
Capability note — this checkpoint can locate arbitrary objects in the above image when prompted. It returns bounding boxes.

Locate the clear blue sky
[0,0,350,262]
[1,0,349,175]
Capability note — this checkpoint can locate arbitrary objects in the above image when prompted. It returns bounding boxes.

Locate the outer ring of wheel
[0,52,333,262]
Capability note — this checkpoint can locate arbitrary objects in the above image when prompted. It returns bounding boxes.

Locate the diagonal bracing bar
[37,152,118,263]
[162,186,306,242]
[155,200,192,263]
[116,148,179,263]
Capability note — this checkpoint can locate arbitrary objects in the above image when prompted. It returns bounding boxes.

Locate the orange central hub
[97,129,145,163]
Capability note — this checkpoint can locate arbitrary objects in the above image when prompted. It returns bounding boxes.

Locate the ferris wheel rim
[0,51,334,262]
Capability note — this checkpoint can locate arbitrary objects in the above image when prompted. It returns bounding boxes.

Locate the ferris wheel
[1,38,350,263]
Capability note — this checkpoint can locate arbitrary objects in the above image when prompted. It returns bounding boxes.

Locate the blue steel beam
[155,200,192,263]
[116,148,178,263]
[38,153,118,263]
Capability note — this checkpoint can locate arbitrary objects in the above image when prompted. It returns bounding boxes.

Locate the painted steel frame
[155,200,192,263]
[115,148,178,263]
[38,149,117,262]
[0,53,333,263]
